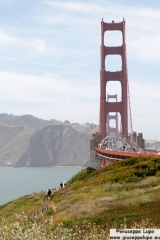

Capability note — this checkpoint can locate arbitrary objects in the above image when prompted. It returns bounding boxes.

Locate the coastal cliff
[0,113,97,167]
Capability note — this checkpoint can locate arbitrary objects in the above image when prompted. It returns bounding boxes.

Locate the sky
[0,0,160,141]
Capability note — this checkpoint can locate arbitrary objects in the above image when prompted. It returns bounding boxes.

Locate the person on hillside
[47,189,51,200]
[60,182,63,188]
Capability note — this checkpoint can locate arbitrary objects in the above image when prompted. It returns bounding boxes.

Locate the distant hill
[145,139,160,150]
[0,113,159,167]
[0,113,98,167]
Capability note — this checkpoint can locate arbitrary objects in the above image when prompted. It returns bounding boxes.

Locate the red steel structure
[99,19,128,140]
[95,147,160,161]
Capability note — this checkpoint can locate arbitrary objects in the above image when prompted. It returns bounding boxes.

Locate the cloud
[0,30,60,57]
[0,71,98,104]
[43,0,105,13]
[0,31,16,44]
[0,70,99,122]
[0,0,13,5]
[39,1,160,65]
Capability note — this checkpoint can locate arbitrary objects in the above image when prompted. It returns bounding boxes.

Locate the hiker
[47,189,51,200]
[60,182,63,188]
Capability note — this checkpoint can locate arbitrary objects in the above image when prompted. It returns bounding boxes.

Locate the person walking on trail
[47,189,51,200]
[60,182,63,188]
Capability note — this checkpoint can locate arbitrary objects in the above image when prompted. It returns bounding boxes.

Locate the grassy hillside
[0,156,160,239]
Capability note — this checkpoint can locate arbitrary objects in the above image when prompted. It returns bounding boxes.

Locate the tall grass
[0,213,159,240]
[1,156,160,239]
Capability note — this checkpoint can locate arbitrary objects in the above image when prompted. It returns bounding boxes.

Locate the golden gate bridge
[90,19,160,169]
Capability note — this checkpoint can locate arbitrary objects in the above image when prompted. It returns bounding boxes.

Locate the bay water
[0,166,83,206]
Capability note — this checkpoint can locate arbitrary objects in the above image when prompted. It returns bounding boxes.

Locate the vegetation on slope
[67,166,96,184]
[0,156,160,239]
[81,156,160,185]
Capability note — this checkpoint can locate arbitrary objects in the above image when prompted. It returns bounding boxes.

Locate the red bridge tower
[99,19,128,140]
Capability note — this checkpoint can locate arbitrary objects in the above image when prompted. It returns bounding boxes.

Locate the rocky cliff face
[0,114,97,167]
[2,113,157,168]
[16,125,90,167]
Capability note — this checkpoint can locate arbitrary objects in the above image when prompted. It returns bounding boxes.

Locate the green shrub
[151,176,160,186]
[67,167,96,184]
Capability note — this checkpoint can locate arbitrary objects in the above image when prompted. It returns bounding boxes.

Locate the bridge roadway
[95,147,160,161]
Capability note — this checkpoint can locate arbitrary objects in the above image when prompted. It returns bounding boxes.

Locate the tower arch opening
[106,81,121,102]
[104,31,122,47]
[109,118,116,128]
[105,55,122,71]
[107,112,121,137]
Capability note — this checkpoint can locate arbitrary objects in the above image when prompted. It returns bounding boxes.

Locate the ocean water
[0,166,83,206]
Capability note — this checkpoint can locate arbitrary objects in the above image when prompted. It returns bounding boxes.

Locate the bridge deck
[95,147,160,160]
